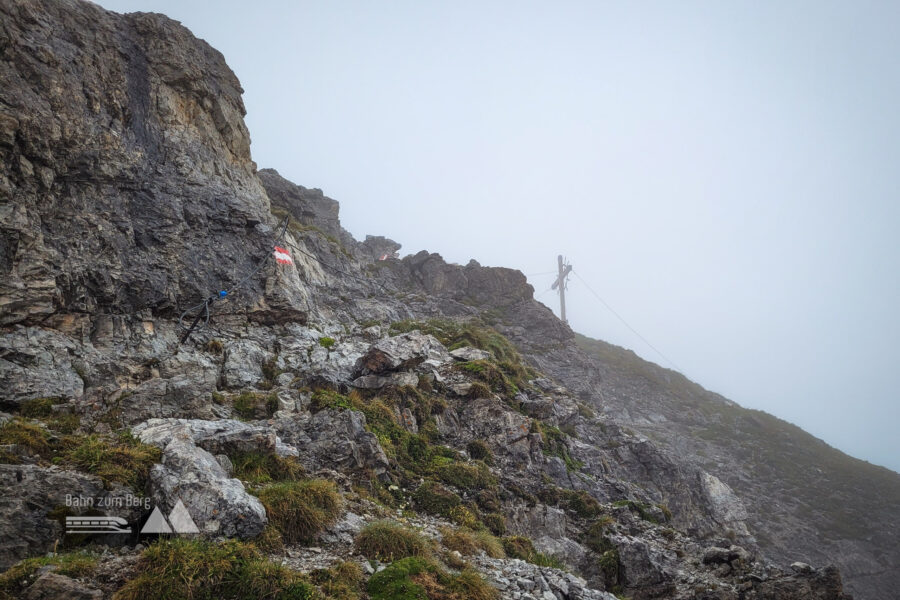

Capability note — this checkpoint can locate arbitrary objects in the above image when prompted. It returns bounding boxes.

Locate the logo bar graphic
[65,516,132,534]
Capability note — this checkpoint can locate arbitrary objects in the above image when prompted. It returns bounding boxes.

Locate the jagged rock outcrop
[0,0,310,331]
[0,1,875,599]
[0,464,143,569]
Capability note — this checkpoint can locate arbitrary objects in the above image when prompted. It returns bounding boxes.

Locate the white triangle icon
[168,499,200,534]
[140,506,173,534]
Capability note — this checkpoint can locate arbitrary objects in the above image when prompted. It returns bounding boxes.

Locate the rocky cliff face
[0,1,879,599]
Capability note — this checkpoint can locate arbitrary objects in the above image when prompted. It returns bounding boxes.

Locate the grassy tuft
[0,418,50,458]
[354,520,431,562]
[466,440,493,465]
[112,538,319,600]
[230,451,305,485]
[234,392,279,420]
[309,561,363,600]
[256,479,343,545]
[367,556,498,600]
[318,337,336,349]
[501,536,566,569]
[435,460,496,491]
[441,527,505,558]
[61,432,161,490]
[412,481,461,517]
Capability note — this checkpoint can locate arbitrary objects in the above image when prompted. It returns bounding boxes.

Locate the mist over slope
[0,0,892,598]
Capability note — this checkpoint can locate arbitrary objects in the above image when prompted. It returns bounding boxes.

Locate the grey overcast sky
[96,0,900,472]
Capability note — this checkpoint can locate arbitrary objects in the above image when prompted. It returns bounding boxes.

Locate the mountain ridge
[0,1,890,598]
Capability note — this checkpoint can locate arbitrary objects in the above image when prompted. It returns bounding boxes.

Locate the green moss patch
[366,556,498,600]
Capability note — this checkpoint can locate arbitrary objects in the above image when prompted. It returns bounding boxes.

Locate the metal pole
[558,254,567,324]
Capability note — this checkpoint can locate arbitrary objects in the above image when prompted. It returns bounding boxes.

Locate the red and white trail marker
[273,246,293,265]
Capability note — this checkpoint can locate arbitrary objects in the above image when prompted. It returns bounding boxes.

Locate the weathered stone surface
[274,410,390,479]
[0,327,84,406]
[133,417,297,458]
[355,331,450,375]
[147,434,267,538]
[0,0,877,597]
[23,572,102,600]
[449,346,492,361]
[0,465,141,569]
[0,0,311,327]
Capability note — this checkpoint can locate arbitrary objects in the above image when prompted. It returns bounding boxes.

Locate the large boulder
[0,465,141,569]
[24,573,102,600]
[0,327,84,407]
[274,410,389,479]
[133,417,297,457]
[146,434,267,538]
[354,331,450,375]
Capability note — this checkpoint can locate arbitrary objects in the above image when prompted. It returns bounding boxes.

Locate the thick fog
[97,0,900,473]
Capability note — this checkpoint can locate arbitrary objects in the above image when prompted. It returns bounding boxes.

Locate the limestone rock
[147,434,267,538]
[23,573,102,600]
[449,346,492,361]
[355,331,450,374]
[0,465,141,570]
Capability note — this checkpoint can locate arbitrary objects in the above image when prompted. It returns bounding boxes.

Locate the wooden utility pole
[552,254,572,323]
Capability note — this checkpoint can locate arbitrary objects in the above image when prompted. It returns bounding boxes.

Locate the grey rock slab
[147,434,267,538]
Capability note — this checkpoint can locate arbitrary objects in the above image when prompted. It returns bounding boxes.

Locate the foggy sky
[97,0,900,473]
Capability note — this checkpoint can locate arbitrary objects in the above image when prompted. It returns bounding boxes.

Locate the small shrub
[441,527,505,558]
[448,505,480,529]
[205,339,224,354]
[112,538,318,600]
[412,481,461,517]
[256,479,343,545]
[355,521,430,562]
[466,440,494,465]
[318,337,336,349]
[482,512,507,536]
